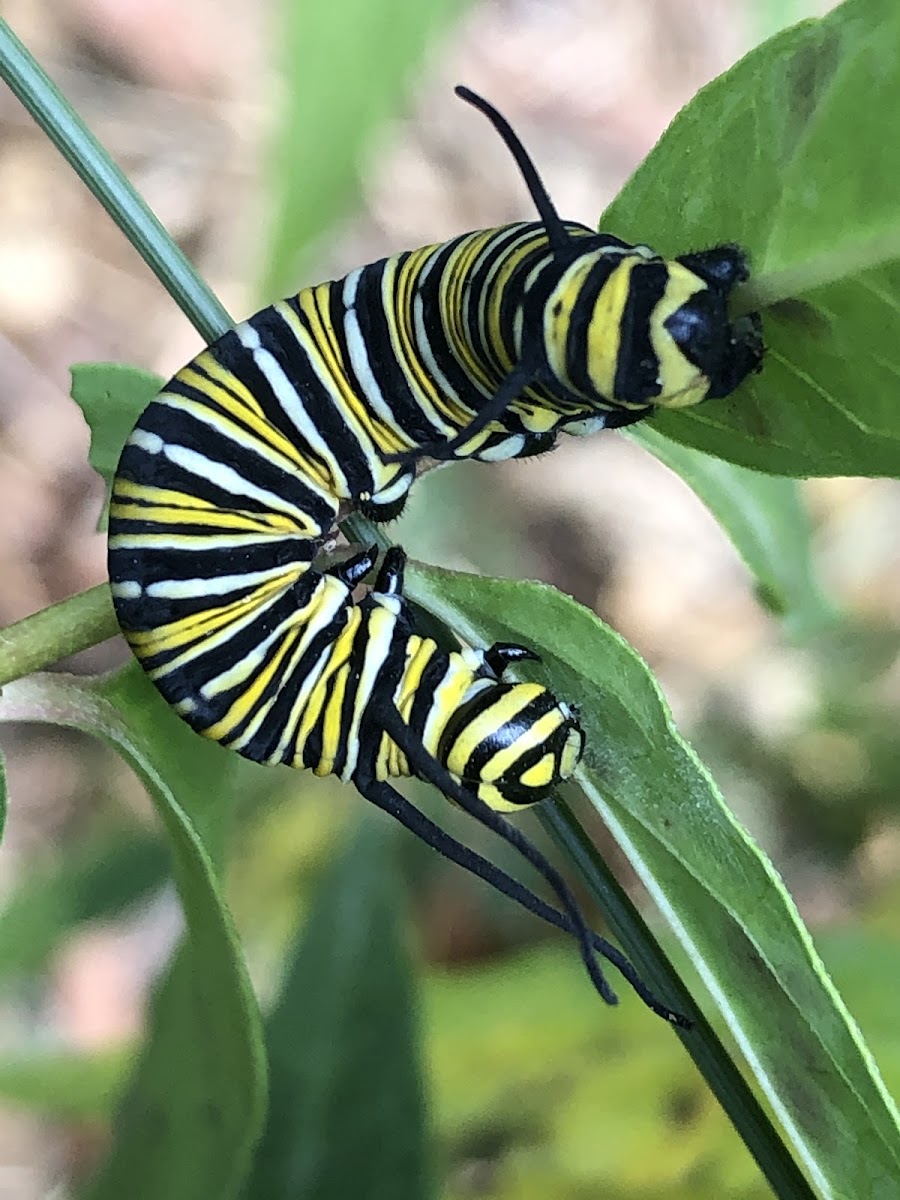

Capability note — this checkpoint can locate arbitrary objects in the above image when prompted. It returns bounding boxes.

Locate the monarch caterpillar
[108,86,763,1024]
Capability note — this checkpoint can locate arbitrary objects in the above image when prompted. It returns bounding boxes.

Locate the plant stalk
[0,586,119,689]
[540,799,816,1200]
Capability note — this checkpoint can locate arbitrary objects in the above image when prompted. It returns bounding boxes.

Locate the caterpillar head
[652,244,764,409]
[456,86,763,419]
[539,240,763,417]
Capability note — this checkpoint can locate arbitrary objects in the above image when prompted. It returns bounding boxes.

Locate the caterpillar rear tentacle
[109,84,764,1025]
[372,699,690,1026]
[357,769,690,1026]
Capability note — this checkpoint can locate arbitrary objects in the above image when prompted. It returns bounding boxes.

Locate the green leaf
[70,362,163,531]
[0,666,267,1200]
[263,0,462,297]
[603,0,900,478]
[824,929,900,1097]
[629,424,835,638]
[244,817,430,1200]
[71,363,163,491]
[0,823,167,981]
[407,563,900,1198]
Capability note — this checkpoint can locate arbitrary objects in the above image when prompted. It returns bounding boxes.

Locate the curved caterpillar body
[108,87,763,1023]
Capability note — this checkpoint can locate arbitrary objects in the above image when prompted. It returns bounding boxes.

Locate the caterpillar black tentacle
[363,706,614,1006]
[109,84,764,1023]
[454,85,571,251]
[358,772,691,1027]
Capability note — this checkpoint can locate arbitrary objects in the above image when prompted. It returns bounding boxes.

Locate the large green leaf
[0,666,267,1200]
[604,0,900,478]
[244,817,430,1200]
[263,0,462,298]
[407,562,900,1197]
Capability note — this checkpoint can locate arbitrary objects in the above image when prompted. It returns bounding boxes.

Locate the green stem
[0,586,119,689]
[0,19,231,345]
[540,799,816,1200]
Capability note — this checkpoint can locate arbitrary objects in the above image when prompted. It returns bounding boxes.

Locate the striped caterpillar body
[108,87,763,1024]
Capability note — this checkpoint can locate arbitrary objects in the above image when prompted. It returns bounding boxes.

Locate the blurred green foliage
[2,922,899,1197]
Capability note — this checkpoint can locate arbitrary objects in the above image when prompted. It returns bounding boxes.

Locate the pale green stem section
[0,586,119,689]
